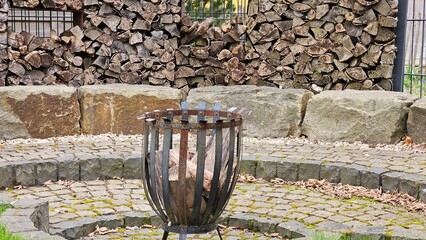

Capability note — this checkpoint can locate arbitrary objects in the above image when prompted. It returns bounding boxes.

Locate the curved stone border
[2,200,424,240]
[0,199,65,240]
[0,198,311,240]
[1,154,426,203]
[1,152,426,239]
[241,156,426,202]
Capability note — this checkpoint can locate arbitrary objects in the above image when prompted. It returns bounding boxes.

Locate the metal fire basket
[139,102,242,240]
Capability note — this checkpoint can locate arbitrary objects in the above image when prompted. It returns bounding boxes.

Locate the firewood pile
[245,0,398,91]
[176,16,248,91]
[3,0,400,93]
[10,0,83,10]
[5,0,182,87]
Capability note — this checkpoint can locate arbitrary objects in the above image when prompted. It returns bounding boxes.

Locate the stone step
[1,179,425,239]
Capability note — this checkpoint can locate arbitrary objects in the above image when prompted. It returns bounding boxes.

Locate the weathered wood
[24,51,42,68]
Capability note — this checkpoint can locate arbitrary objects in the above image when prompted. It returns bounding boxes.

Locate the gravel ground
[0,134,413,152]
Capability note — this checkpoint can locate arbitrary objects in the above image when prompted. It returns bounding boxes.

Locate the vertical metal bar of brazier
[167,109,174,148]
[196,102,206,150]
[229,124,243,193]
[191,120,207,225]
[162,120,176,224]
[143,120,164,221]
[202,121,223,224]
[213,102,221,135]
[212,120,236,220]
[149,122,167,221]
[178,103,189,225]
[154,110,161,150]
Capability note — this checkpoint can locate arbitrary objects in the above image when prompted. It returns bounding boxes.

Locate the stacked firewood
[176,16,248,92]
[10,0,83,10]
[5,0,182,87]
[245,0,398,91]
[4,0,400,93]
[0,0,7,86]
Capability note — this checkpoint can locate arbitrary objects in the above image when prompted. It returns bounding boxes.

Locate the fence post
[393,0,408,92]
[73,11,84,28]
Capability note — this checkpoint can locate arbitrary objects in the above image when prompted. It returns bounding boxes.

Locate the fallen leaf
[403,135,413,146]
[413,142,426,153]
[271,178,426,214]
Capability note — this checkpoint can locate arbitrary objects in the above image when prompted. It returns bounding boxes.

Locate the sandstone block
[187,86,313,138]
[320,162,344,183]
[407,99,426,144]
[255,157,278,180]
[360,167,388,189]
[420,188,426,203]
[302,90,418,144]
[239,157,257,176]
[79,84,184,135]
[298,160,320,181]
[277,159,299,182]
[0,164,14,188]
[123,154,142,179]
[15,162,35,186]
[36,160,58,184]
[80,157,101,181]
[340,164,362,186]
[382,171,403,193]
[399,174,426,198]
[0,86,80,140]
[99,153,123,179]
[57,155,79,181]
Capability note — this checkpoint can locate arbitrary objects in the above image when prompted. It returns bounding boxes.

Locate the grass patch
[0,204,26,240]
[0,204,11,215]
[404,65,426,97]
[0,225,26,240]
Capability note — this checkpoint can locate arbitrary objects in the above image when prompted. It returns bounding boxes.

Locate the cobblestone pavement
[1,136,426,176]
[1,136,426,239]
[80,225,283,239]
[242,138,426,176]
[1,179,426,239]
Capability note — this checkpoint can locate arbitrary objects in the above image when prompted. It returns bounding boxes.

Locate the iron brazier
[139,102,243,240]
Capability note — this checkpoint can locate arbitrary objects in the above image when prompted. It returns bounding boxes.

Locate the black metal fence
[184,0,247,26]
[399,0,426,97]
[8,8,75,37]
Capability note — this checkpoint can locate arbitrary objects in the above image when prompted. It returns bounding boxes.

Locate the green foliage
[0,225,26,240]
[0,205,26,240]
[404,65,426,97]
[0,204,11,215]
[185,0,238,26]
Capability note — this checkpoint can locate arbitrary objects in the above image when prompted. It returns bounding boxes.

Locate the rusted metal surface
[178,102,189,225]
[140,102,243,240]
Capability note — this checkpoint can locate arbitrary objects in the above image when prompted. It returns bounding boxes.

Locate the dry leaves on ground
[413,143,426,153]
[43,179,75,187]
[271,178,426,214]
[88,225,118,236]
[13,185,25,190]
[238,173,267,184]
[88,225,157,237]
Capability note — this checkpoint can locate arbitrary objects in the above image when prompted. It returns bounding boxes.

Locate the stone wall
[2,85,426,145]
[0,85,183,139]
[1,0,399,93]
